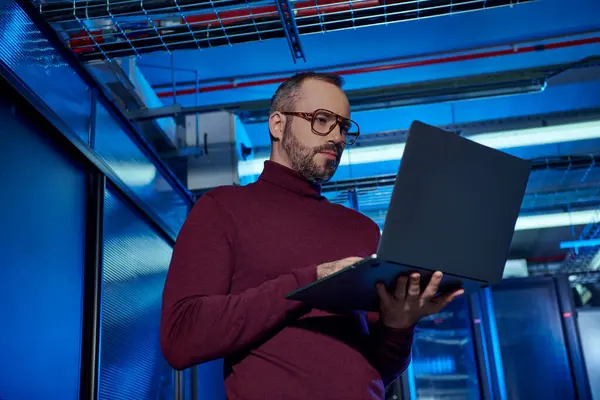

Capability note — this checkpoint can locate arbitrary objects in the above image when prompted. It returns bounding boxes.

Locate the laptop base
[286,255,488,313]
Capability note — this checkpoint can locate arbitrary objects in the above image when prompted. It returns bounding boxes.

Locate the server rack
[390,276,592,400]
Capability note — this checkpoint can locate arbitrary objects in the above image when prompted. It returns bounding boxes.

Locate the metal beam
[274,0,305,63]
[79,172,105,400]
[136,62,599,122]
[125,104,183,121]
[241,79,546,123]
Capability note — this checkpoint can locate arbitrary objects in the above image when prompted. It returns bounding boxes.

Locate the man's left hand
[376,271,464,330]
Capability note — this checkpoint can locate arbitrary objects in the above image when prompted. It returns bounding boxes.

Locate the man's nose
[327,124,345,144]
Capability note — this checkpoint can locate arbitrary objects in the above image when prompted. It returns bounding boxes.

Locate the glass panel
[94,103,188,234]
[576,309,600,399]
[99,188,175,399]
[0,2,91,142]
[492,280,576,400]
[0,97,85,399]
[411,296,481,400]
[181,369,194,400]
[197,360,226,399]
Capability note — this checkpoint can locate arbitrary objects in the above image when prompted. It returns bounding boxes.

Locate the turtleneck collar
[258,160,323,199]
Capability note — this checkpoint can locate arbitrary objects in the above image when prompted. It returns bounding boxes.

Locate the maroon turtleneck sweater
[160,161,414,399]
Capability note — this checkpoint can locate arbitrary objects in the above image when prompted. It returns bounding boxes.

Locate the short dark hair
[270,72,344,114]
[269,72,344,142]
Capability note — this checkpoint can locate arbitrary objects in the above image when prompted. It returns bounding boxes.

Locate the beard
[281,122,342,183]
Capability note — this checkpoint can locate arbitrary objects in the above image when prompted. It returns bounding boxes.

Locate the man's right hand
[316,257,363,280]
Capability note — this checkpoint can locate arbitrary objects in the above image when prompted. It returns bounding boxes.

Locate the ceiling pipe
[155,35,600,98]
[149,29,600,87]
[527,254,567,263]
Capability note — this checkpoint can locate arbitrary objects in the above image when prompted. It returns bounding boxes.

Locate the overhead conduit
[154,35,600,98]
[38,0,535,61]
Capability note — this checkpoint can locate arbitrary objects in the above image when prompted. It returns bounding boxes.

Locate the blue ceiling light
[559,238,600,250]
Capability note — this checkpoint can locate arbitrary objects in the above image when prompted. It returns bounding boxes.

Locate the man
[160,72,463,399]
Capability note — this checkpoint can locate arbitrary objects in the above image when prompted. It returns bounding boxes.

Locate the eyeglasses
[280,108,360,145]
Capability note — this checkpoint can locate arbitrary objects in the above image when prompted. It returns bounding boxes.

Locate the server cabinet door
[577,309,600,400]
[491,277,577,400]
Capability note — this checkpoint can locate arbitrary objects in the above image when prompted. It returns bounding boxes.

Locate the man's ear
[268,112,285,142]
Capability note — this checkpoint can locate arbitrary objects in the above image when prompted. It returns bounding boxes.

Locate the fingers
[318,256,363,279]
[376,282,391,308]
[432,288,465,310]
[331,257,363,274]
[344,256,365,265]
[338,256,364,269]
[446,288,465,303]
[393,275,409,299]
[406,273,421,304]
[422,271,443,299]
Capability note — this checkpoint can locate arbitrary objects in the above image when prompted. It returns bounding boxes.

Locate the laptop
[286,120,532,312]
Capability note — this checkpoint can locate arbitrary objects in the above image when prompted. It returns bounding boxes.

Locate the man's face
[281,79,351,183]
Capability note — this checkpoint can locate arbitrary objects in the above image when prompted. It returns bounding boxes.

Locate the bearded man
[160,72,462,400]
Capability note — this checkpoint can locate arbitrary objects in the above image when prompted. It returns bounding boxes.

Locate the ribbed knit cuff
[374,321,416,344]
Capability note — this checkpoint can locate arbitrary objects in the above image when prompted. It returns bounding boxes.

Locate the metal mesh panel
[523,155,600,213]
[560,209,600,275]
[99,188,174,400]
[30,0,535,61]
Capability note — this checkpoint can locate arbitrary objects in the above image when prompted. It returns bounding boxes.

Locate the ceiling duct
[88,57,180,151]
[92,63,255,188]
[32,0,536,62]
[171,111,253,191]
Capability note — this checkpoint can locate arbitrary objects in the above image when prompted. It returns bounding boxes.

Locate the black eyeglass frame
[280,108,360,145]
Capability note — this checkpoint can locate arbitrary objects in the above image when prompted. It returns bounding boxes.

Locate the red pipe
[156,36,600,98]
[526,254,567,263]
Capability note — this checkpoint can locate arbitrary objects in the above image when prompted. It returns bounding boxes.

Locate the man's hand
[317,257,363,280]
[376,271,464,330]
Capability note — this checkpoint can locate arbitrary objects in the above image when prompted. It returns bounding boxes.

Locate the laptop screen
[377,120,531,284]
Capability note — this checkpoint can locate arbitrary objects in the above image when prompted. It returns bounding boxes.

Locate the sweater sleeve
[358,220,414,384]
[160,193,317,370]
[366,312,415,385]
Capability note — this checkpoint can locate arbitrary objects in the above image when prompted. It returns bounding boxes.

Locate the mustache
[313,143,343,157]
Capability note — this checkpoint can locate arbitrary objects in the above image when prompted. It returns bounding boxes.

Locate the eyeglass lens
[312,110,359,142]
